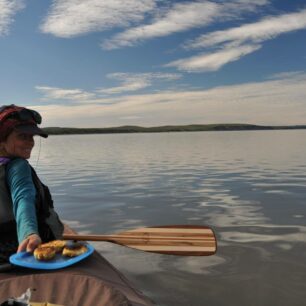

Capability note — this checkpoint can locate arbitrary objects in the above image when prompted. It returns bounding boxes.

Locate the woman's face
[0,130,35,159]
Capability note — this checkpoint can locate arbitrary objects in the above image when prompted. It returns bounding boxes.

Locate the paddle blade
[115,225,217,256]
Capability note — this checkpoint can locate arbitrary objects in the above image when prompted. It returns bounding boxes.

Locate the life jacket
[0,161,64,262]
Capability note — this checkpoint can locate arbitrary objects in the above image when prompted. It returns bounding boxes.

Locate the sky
[0,0,306,128]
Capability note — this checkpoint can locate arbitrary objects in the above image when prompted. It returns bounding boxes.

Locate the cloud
[36,73,181,102]
[102,1,220,49]
[102,0,270,50]
[188,9,306,49]
[169,9,306,72]
[40,0,269,43]
[0,0,25,36]
[40,0,156,38]
[166,44,261,72]
[34,71,306,127]
[267,71,306,80]
[35,86,96,102]
[97,72,182,95]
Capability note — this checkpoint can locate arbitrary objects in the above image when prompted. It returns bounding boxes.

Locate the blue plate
[9,243,94,270]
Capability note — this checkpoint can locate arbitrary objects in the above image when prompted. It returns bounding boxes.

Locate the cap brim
[15,124,48,138]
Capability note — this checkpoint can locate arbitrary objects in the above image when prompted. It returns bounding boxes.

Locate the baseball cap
[14,123,48,138]
[0,104,48,140]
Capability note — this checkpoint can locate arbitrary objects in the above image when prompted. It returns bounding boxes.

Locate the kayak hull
[0,226,154,306]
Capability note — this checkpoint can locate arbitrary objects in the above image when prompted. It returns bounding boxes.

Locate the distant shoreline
[42,124,306,135]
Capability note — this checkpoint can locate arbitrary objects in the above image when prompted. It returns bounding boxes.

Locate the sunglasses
[0,105,42,124]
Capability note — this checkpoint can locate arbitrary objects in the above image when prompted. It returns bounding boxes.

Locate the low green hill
[42,124,306,135]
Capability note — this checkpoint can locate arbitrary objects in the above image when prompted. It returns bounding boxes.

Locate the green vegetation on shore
[42,124,306,135]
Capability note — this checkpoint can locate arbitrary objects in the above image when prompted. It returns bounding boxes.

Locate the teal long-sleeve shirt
[6,158,38,243]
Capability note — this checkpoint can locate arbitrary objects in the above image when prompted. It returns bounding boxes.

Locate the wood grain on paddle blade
[116,225,217,256]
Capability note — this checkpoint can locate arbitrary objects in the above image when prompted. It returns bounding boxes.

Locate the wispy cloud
[267,71,306,81]
[40,0,269,43]
[166,44,261,72]
[97,72,182,95]
[188,9,306,49]
[35,86,96,102]
[0,0,25,36]
[36,73,182,102]
[102,0,269,50]
[40,0,156,38]
[102,1,220,50]
[168,9,306,72]
[35,71,306,127]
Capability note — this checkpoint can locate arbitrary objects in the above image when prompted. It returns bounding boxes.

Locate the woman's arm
[6,158,41,252]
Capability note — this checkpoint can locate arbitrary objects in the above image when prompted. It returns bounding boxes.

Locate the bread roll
[33,246,56,261]
[62,243,88,257]
[40,240,66,253]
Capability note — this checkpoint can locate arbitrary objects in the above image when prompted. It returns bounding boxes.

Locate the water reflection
[30,131,306,306]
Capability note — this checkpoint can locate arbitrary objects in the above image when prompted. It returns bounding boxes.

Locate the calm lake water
[30,130,306,306]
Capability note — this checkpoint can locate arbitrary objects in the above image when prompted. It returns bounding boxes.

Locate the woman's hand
[17,233,42,253]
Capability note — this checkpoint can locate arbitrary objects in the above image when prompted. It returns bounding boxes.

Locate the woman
[0,104,63,264]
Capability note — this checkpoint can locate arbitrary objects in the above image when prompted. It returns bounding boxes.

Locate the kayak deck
[0,226,154,306]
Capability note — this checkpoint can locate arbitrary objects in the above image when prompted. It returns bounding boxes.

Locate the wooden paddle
[62,225,217,256]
